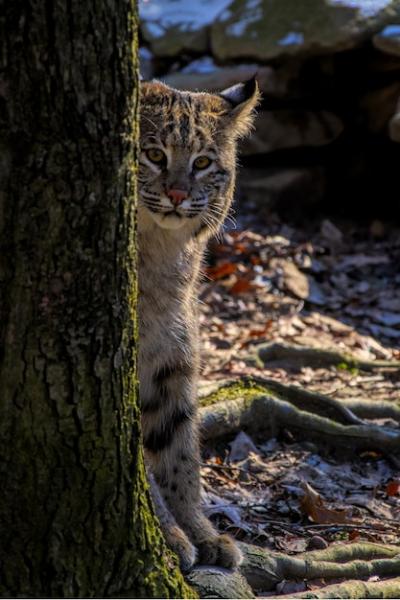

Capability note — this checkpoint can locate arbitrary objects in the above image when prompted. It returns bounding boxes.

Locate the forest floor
[198,209,400,596]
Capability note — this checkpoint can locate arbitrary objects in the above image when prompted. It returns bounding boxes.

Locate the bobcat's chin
[149,211,197,231]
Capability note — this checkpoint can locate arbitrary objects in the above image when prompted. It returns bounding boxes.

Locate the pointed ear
[220,77,260,137]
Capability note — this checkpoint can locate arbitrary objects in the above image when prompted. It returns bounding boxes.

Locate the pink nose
[167,188,188,206]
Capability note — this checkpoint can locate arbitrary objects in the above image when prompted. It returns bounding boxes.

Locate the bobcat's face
[139,80,259,233]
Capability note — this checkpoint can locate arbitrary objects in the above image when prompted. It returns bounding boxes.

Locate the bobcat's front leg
[142,362,242,569]
[146,469,197,572]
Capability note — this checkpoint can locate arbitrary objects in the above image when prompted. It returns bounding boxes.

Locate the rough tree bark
[0,1,193,597]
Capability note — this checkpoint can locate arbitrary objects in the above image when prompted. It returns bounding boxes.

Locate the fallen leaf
[206,262,236,280]
[300,482,356,525]
[229,431,259,463]
[386,480,400,496]
[247,322,273,338]
[202,492,250,531]
[275,534,308,553]
[240,322,274,347]
[360,451,383,459]
[230,278,252,295]
[233,242,248,254]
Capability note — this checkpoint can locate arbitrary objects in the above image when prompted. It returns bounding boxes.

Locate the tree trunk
[0,1,193,597]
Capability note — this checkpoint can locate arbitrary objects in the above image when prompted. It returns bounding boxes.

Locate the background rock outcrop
[139,0,400,218]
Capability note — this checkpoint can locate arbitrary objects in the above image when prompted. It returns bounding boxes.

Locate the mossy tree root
[188,543,400,599]
[268,577,400,599]
[257,342,400,372]
[240,542,400,591]
[251,376,400,424]
[187,567,255,599]
[199,378,400,453]
[194,351,400,598]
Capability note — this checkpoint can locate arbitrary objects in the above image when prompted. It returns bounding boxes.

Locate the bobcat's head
[139,79,259,235]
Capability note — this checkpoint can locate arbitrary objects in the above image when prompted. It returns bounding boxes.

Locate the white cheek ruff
[180,199,192,210]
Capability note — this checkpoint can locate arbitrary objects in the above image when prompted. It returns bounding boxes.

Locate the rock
[307,535,329,550]
[238,167,325,212]
[141,21,207,57]
[278,260,327,305]
[242,109,344,155]
[373,23,400,55]
[229,431,259,462]
[163,60,278,94]
[139,0,232,57]
[211,0,400,62]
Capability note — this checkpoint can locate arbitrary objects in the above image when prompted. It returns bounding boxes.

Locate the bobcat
[138,78,259,571]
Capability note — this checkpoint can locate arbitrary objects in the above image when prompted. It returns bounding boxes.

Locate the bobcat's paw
[165,525,197,573]
[197,534,243,570]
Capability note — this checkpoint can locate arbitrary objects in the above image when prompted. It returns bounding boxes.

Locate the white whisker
[141,114,158,130]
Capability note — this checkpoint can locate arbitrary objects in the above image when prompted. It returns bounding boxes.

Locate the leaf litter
[199,211,400,562]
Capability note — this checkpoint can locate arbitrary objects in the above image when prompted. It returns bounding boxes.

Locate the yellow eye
[193,156,211,170]
[146,148,166,164]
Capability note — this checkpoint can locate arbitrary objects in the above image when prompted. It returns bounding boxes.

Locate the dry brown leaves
[199,213,400,556]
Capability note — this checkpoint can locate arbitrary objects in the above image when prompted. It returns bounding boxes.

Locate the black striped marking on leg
[154,362,192,396]
[144,405,195,453]
[142,362,193,413]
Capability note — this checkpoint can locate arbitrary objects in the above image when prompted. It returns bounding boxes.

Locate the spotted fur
[138,79,259,571]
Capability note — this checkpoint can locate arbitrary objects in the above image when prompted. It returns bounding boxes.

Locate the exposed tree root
[188,543,400,598]
[194,350,400,598]
[340,397,400,422]
[257,342,400,372]
[199,378,400,453]
[240,542,400,591]
[269,577,400,598]
[187,567,255,599]
[251,376,400,424]
[298,542,400,563]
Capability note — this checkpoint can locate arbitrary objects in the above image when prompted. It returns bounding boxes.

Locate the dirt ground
[198,207,400,595]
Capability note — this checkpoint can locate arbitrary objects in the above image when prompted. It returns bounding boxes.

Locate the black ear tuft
[220,76,258,107]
